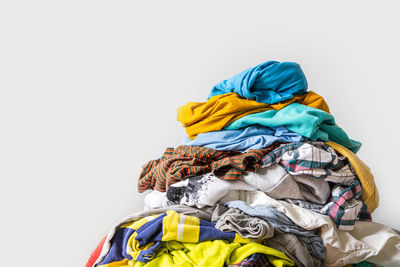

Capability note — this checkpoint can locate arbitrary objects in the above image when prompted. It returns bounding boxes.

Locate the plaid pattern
[262,142,356,185]
[322,180,371,231]
[229,253,271,267]
[261,142,371,230]
[138,143,281,192]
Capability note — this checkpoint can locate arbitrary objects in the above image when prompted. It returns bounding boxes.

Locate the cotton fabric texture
[208,60,308,104]
[225,103,361,153]
[220,191,400,266]
[240,141,371,229]
[228,253,272,267]
[321,180,371,230]
[178,91,330,140]
[265,233,324,267]
[92,208,294,267]
[87,60,394,267]
[224,200,325,260]
[182,125,305,152]
[137,143,280,192]
[166,173,257,208]
[241,164,331,204]
[213,207,275,239]
[326,142,379,213]
[98,210,249,264]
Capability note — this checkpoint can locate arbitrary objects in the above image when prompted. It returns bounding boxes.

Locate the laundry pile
[87,61,400,267]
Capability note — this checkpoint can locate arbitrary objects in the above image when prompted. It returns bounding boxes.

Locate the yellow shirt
[131,240,294,267]
[177,91,330,140]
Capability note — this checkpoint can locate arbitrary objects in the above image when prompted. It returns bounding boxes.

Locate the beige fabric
[221,190,400,266]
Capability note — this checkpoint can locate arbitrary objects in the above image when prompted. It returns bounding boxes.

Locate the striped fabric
[261,142,371,230]
[322,180,371,230]
[98,210,249,265]
[138,143,281,192]
[262,142,356,185]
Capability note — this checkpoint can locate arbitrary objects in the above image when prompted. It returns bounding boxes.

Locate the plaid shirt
[322,180,371,231]
[262,142,356,185]
[262,142,371,230]
[228,253,272,267]
[138,143,281,192]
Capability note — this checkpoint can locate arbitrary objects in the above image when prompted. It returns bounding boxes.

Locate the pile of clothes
[87,61,400,267]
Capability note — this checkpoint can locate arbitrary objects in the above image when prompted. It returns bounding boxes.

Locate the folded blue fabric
[225,103,361,153]
[208,60,308,104]
[182,125,305,152]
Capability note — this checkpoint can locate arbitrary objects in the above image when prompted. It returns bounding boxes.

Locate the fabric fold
[225,103,361,153]
[92,208,294,267]
[325,141,379,213]
[138,143,280,192]
[209,60,308,104]
[182,125,305,152]
[178,91,330,140]
[220,190,400,266]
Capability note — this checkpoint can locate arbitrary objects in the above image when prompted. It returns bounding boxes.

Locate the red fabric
[86,236,106,267]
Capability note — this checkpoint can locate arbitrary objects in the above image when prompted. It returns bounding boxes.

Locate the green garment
[225,103,361,153]
[131,240,294,267]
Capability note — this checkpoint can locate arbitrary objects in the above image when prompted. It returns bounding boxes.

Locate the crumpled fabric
[209,60,308,104]
[178,91,330,140]
[213,207,275,239]
[182,125,305,153]
[228,253,272,267]
[321,180,371,231]
[220,190,400,266]
[166,173,257,208]
[241,164,331,205]
[225,103,361,153]
[262,142,356,185]
[325,141,379,213]
[225,200,326,261]
[138,144,280,192]
[264,232,324,267]
[240,142,370,229]
[89,206,294,267]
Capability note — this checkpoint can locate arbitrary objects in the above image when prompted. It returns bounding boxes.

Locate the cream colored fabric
[221,190,400,267]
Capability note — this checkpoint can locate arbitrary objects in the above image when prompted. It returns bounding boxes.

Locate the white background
[1,1,399,266]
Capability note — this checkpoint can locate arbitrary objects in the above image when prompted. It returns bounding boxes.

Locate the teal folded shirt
[225,103,361,153]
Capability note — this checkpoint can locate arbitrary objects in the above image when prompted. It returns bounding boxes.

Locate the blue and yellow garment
[97,210,294,267]
[99,210,247,265]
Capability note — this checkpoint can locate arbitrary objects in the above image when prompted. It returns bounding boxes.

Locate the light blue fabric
[182,125,305,152]
[225,103,361,153]
[208,60,308,104]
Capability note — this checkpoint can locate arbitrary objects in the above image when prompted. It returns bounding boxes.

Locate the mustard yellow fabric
[177,91,329,140]
[326,141,379,213]
[131,240,294,267]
